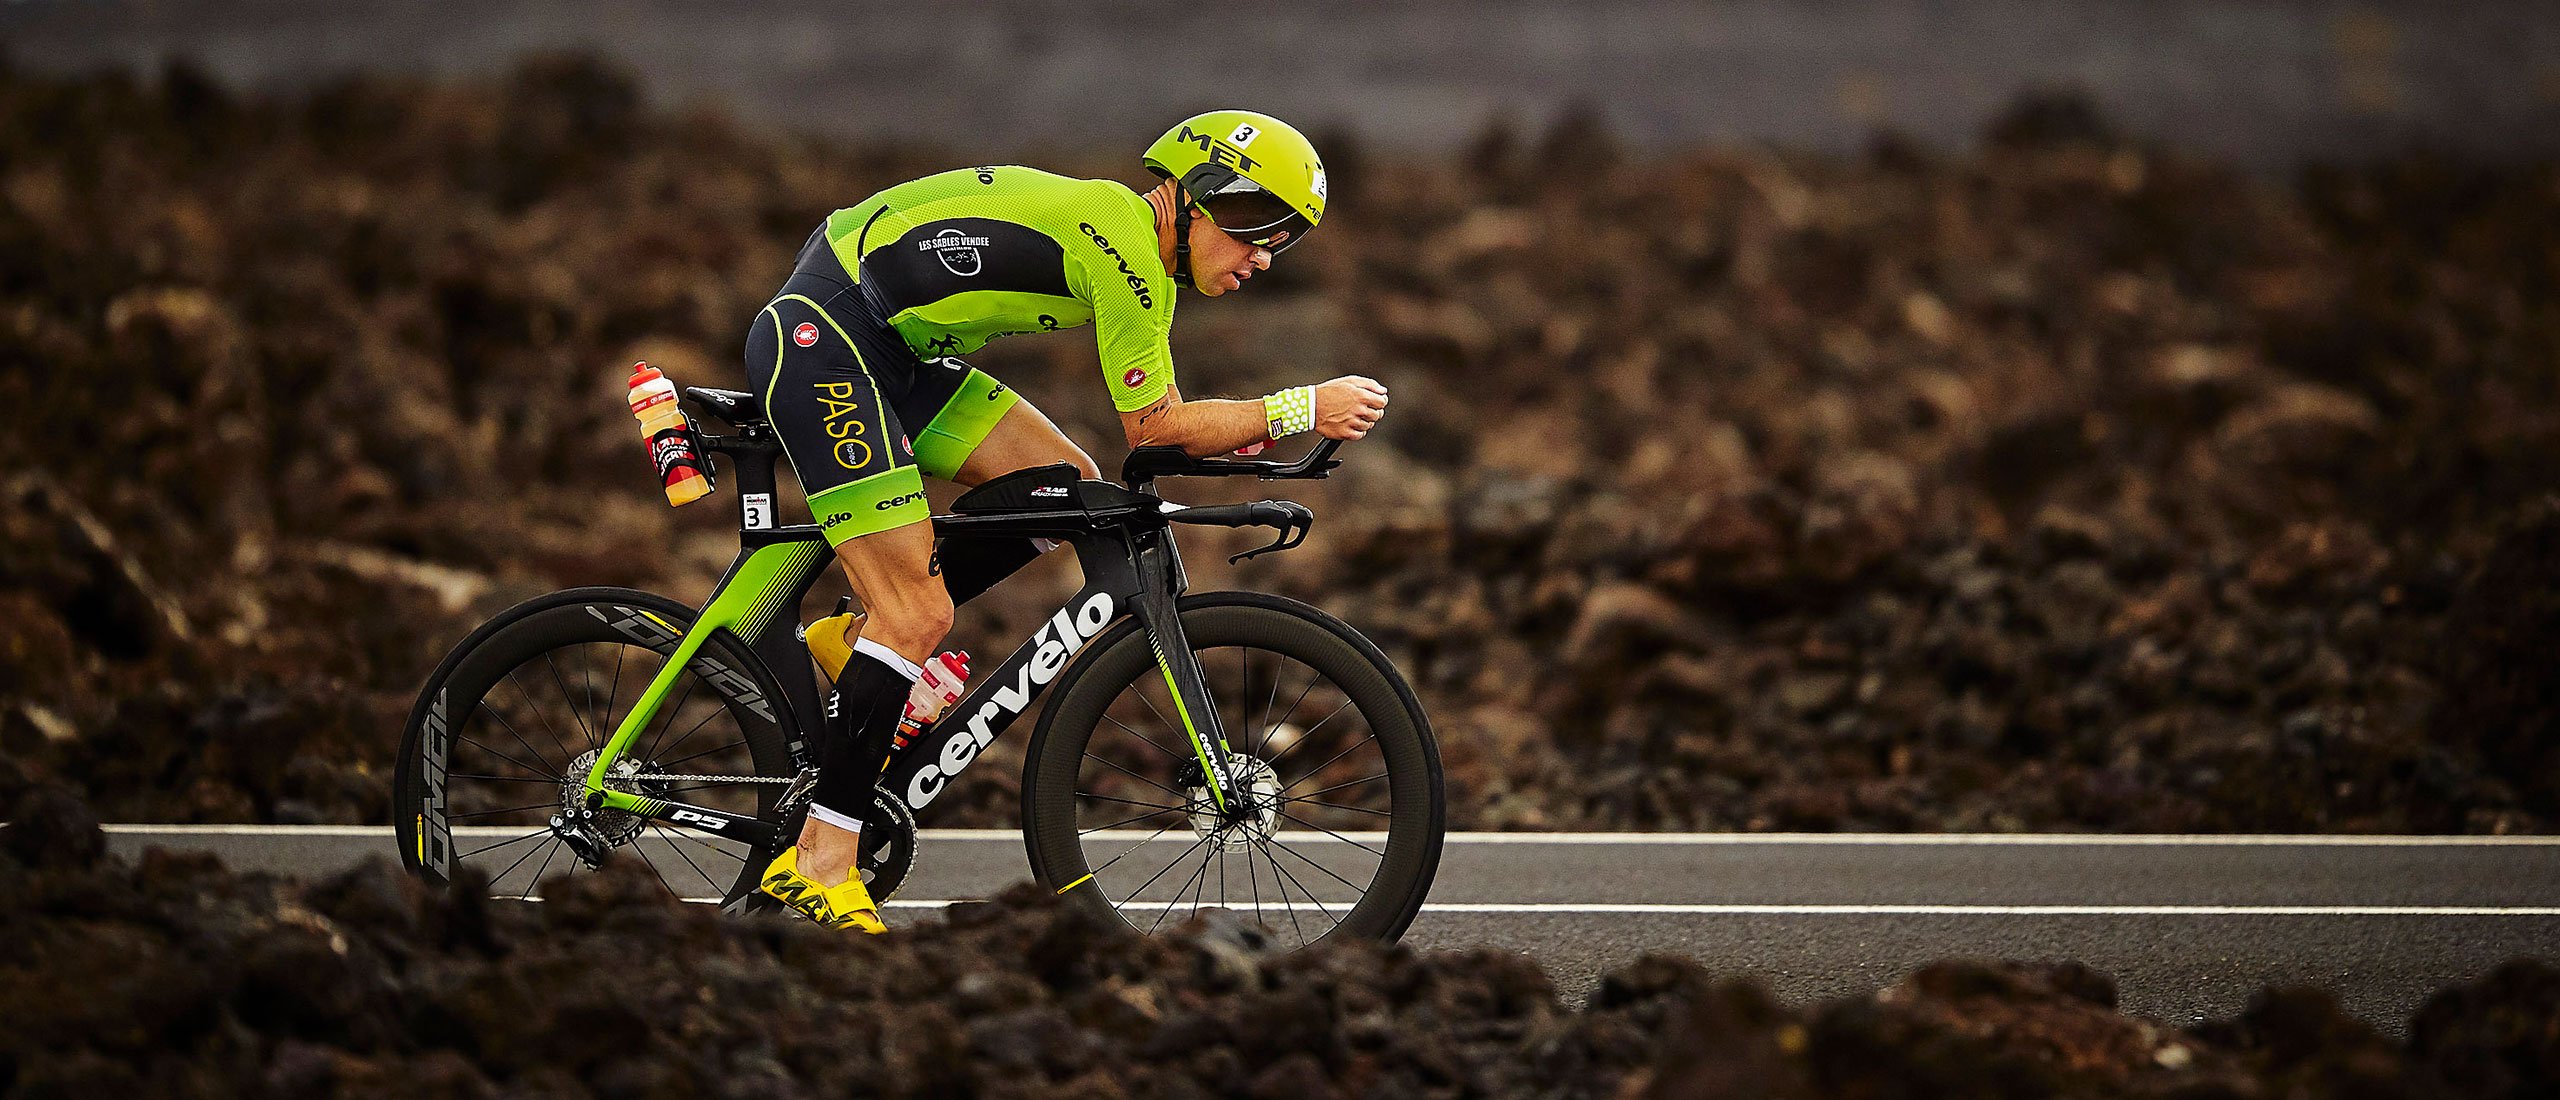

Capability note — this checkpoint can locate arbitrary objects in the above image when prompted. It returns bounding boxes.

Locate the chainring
[856,785,919,900]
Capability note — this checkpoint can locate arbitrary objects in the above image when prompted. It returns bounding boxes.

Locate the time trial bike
[390,385,1444,949]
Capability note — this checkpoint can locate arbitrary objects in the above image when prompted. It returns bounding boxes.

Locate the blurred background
[2,0,2555,834]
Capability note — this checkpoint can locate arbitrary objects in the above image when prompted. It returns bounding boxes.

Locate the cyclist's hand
[1315,376,1389,441]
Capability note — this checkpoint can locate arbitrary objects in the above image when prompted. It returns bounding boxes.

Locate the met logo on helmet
[1176,125,1262,174]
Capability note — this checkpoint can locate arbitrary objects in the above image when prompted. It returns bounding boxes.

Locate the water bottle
[627,362,712,506]
[894,651,971,750]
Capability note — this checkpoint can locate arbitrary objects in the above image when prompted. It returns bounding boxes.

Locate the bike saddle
[683,387,765,429]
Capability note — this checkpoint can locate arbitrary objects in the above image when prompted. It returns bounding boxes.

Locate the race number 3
[742,493,774,530]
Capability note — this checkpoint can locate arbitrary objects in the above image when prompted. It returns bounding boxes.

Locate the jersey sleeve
[1069,188,1177,412]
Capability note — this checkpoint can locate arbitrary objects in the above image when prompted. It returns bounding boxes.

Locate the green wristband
[1264,385,1317,439]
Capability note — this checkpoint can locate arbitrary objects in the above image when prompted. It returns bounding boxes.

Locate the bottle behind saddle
[627,362,712,506]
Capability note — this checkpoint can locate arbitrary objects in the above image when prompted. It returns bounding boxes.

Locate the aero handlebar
[1120,438,1343,487]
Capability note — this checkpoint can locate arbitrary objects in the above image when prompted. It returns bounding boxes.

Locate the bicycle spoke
[651,702,728,766]
[1080,806,1182,834]
[1258,842,1338,924]
[641,674,704,762]
[506,670,578,766]
[451,800,563,822]
[1086,816,1189,879]
[1275,733,1375,787]
[580,644,599,747]
[1125,834,1212,915]
[452,772,559,784]
[604,644,626,741]
[522,841,564,900]
[1084,751,1186,797]
[1264,834,1367,897]
[629,837,686,899]
[484,830,554,887]
[1255,658,1288,757]
[655,738,750,770]
[456,734,550,780]
[1273,807,1389,858]
[1101,713,1187,764]
[456,828,551,861]
[1147,840,1218,934]
[653,825,725,893]
[545,652,594,750]
[1282,696,1359,757]
[1262,674,1322,759]
[473,703,561,777]
[1262,841,1308,942]
[1074,790,1185,813]
[1290,772,1387,799]
[1277,795,1392,818]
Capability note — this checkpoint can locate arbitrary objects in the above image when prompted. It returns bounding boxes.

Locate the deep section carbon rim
[1027,598,1441,951]
[394,594,795,906]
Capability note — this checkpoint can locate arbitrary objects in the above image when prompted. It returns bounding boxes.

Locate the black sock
[811,642,917,827]
[937,536,1048,607]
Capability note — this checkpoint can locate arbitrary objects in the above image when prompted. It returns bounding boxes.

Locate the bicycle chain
[631,773,796,785]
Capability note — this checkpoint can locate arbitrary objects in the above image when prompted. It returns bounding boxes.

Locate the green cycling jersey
[799,165,1177,413]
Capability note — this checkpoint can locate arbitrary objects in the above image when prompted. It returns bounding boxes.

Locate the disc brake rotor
[1186,756,1280,852]
[559,748,660,848]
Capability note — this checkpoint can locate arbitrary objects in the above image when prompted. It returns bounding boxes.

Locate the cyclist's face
[1187,215,1273,297]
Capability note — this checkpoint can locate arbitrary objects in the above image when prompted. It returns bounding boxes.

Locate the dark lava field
[3,57,2558,833]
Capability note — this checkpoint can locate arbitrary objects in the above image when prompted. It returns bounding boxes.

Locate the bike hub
[1184,755,1281,852]
[556,749,661,859]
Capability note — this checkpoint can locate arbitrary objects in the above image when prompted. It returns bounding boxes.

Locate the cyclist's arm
[1119,385,1274,456]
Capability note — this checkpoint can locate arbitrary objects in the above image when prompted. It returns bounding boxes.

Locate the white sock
[807,801,865,836]
[850,636,923,683]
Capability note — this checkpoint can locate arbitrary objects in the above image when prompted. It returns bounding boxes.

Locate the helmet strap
[1172,188,1196,290]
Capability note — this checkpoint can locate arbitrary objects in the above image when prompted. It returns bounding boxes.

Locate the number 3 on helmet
[1142,110,1325,255]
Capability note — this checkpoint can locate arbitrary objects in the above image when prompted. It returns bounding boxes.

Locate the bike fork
[1130,542,1245,814]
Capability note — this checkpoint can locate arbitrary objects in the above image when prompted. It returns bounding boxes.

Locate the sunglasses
[1178,164,1316,254]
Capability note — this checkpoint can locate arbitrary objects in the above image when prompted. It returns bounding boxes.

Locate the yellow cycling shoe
[759,846,886,934]
[804,611,860,683]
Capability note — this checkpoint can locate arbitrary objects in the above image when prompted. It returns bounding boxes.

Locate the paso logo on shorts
[793,322,819,347]
[1123,367,1148,389]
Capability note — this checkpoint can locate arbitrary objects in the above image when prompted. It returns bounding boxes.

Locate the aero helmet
[1143,110,1326,286]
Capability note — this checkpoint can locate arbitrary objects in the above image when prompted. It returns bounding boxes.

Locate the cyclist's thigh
[911,373,1099,486]
[748,291,930,545]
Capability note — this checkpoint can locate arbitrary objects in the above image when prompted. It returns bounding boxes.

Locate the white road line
[97,825,2560,847]
[861,902,2560,916]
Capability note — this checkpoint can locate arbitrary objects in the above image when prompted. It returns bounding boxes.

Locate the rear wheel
[391,588,799,907]
[1020,593,1444,949]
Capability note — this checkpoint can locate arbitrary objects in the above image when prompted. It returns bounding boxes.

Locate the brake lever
[1229,512,1313,564]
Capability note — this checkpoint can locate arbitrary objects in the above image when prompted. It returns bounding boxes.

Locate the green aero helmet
[1143,110,1326,285]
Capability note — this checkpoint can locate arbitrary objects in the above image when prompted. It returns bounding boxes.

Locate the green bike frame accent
[584,539,833,805]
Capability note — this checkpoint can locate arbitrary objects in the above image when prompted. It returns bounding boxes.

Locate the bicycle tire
[1019,592,1445,946]
[391,587,797,907]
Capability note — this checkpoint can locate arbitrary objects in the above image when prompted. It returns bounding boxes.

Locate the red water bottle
[627,362,712,506]
[894,651,971,749]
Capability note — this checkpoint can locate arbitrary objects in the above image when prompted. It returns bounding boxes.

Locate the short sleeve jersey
[812,166,1177,412]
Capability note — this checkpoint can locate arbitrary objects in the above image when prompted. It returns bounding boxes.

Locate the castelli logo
[1123,368,1147,388]
[793,322,819,347]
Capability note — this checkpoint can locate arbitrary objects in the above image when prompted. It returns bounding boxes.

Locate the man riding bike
[744,110,1392,932]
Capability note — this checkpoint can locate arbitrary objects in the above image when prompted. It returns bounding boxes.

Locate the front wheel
[1020,593,1445,950]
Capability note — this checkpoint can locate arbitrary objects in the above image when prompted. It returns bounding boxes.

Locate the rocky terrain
[2,57,2556,831]
[2,786,2556,1098]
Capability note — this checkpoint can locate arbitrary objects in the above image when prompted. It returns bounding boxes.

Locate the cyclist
[745,110,1391,931]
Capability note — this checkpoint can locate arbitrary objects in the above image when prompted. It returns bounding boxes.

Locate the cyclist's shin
[938,537,1057,606]
[811,639,918,826]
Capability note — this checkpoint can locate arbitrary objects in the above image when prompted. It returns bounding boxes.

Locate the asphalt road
[105,825,2560,1035]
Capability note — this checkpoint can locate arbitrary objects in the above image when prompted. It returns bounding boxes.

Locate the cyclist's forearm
[1124,393,1271,456]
